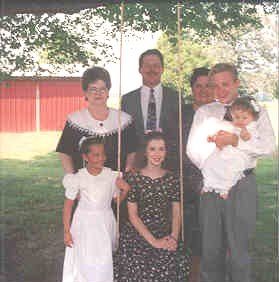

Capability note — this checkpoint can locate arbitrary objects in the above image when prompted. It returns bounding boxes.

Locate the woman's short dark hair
[139,49,164,68]
[80,136,105,154]
[231,96,260,120]
[81,66,111,92]
[190,67,210,88]
[134,131,167,170]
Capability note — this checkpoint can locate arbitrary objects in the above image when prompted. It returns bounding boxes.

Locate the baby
[201,96,260,199]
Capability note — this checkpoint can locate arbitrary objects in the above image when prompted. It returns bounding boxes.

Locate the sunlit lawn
[0,131,61,160]
[252,157,278,282]
[0,132,64,282]
[0,132,278,282]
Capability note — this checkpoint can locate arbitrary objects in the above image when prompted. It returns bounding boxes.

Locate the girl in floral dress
[114,132,190,282]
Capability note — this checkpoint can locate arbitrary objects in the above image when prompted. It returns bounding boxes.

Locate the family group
[56,49,275,282]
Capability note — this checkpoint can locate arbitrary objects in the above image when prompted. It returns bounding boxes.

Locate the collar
[141,83,162,96]
[67,108,132,137]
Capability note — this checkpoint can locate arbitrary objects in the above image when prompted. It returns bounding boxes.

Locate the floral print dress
[114,172,190,282]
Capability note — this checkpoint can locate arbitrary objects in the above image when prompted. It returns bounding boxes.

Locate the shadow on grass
[1,152,65,282]
[1,154,278,282]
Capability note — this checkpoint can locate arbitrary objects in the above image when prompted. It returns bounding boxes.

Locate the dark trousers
[184,197,202,256]
[199,174,257,282]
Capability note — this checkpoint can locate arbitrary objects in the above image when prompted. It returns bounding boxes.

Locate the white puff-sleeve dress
[62,167,119,282]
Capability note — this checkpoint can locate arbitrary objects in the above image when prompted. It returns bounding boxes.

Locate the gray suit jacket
[121,86,184,171]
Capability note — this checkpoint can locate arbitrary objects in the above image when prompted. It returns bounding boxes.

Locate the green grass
[1,152,65,282]
[1,154,63,212]
[1,153,278,282]
[251,157,278,282]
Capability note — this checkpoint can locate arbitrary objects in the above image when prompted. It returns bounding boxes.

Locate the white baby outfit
[196,117,258,195]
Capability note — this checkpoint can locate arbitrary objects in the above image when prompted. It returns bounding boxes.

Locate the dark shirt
[183,103,203,203]
[56,108,137,172]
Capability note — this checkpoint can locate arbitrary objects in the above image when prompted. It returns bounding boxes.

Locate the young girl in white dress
[62,137,130,282]
[195,96,260,199]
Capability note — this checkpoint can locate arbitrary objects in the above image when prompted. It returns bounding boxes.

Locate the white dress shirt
[141,84,163,130]
[187,101,276,170]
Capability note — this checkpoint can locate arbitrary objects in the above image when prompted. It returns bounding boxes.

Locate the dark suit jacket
[121,86,184,171]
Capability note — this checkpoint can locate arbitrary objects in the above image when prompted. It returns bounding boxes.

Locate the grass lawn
[0,132,278,282]
[1,152,65,282]
[251,157,278,282]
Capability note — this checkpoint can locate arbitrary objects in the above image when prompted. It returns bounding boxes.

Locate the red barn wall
[40,80,85,131]
[0,80,36,132]
[0,78,86,132]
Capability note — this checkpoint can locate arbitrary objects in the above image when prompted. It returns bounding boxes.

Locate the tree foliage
[157,33,214,99]
[97,1,264,36]
[1,1,277,80]
[273,81,279,99]
[204,11,278,99]
[0,11,114,80]
[157,10,278,101]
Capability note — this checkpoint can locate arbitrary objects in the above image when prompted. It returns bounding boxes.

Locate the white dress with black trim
[56,108,137,172]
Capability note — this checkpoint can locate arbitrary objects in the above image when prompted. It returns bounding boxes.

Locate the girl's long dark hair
[134,131,168,170]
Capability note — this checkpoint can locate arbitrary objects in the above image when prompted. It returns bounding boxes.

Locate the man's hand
[214,130,239,149]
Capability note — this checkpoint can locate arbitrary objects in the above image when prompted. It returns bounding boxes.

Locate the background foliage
[157,10,278,100]
[1,2,277,100]
[157,33,214,99]
[1,2,276,80]
[0,12,113,80]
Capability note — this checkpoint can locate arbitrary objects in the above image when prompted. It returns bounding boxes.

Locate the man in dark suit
[121,49,183,171]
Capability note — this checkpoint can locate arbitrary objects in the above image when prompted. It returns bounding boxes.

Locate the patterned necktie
[223,105,233,121]
[146,88,157,130]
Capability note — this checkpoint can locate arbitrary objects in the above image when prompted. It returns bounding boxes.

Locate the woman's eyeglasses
[87,87,108,95]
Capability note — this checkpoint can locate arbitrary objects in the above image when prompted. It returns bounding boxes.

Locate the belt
[243,168,254,176]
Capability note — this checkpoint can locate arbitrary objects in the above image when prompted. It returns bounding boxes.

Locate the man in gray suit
[121,49,183,171]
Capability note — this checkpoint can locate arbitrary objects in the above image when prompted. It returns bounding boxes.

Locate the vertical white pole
[177,2,184,241]
[117,1,125,243]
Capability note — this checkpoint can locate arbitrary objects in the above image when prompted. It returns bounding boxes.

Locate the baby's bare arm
[240,127,251,141]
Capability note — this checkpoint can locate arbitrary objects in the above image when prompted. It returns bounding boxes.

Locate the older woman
[183,67,214,282]
[56,66,137,174]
